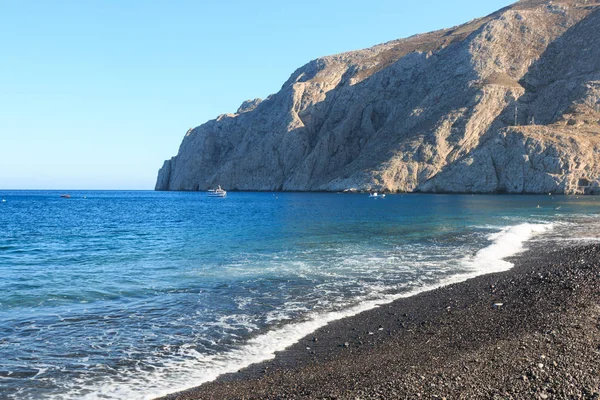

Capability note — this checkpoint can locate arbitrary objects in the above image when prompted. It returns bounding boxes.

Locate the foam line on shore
[85,223,554,400]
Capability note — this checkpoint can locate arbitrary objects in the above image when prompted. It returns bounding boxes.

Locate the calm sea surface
[1,191,599,399]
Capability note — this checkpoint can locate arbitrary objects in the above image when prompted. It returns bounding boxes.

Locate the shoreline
[146,223,551,398]
[158,239,600,399]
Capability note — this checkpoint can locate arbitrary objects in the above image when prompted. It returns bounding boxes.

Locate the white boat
[207,186,227,197]
[368,192,385,198]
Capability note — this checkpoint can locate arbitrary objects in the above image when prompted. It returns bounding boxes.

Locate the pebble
[180,244,600,400]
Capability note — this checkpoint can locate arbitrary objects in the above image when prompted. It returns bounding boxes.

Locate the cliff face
[157,0,600,194]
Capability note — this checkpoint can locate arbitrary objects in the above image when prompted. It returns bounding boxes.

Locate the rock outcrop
[156,0,600,194]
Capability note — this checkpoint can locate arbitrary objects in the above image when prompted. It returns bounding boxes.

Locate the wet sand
[159,242,600,399]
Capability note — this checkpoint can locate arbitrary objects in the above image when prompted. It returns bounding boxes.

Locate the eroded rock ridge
[156,0,600,194]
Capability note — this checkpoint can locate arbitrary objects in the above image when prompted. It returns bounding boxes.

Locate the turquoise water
[0,191,599,399]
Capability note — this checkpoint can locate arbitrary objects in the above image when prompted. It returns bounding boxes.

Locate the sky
[0,0,515,190]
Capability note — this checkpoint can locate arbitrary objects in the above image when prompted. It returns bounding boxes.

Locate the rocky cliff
[156,0,600,194]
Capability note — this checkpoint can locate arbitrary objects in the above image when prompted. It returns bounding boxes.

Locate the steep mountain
[156,0,600,194]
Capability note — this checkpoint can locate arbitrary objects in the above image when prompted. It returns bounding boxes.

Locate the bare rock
[156,0,600,194]
[237,98,262,114]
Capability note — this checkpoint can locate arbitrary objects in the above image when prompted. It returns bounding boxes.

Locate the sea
[1,190,599,399]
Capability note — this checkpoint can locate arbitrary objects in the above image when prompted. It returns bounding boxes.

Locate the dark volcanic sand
[159,243,600,399]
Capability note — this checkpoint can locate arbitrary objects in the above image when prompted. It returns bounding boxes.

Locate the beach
[3,192,600,399]
[160,241,600,399]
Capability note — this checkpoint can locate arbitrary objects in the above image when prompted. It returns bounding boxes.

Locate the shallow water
[0,191,599,399]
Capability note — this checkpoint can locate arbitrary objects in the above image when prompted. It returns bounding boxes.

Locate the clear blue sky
[0,0,514,190]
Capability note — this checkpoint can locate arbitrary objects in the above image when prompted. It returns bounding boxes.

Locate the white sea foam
[463,223,553,274]
[64,222,554,400]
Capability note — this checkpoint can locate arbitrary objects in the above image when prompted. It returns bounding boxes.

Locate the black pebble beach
[159,242,600,399]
